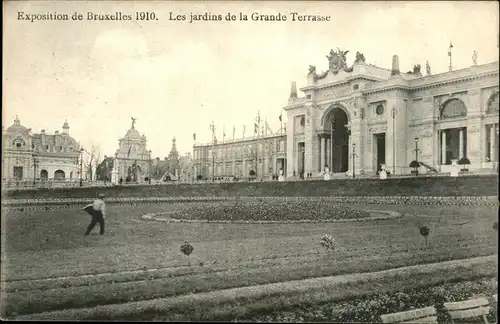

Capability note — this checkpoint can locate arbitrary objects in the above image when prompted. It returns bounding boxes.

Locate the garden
[1,200,498,321]
[164,200,373,222]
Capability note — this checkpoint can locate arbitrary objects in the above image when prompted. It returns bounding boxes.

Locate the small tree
[409,160,420,175]
[419,225,430,247]
[320,235,338,256]
[180,241,194,266]
[458,157,471,172]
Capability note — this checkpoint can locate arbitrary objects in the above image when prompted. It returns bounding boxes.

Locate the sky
[3,1,499,159]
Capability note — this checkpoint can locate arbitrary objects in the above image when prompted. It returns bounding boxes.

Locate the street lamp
[148,150,152,184]
[32,153,38,186]
[352,143,357,179]
[412,137,421,175]
[414,137,420,163]
[329,116,335,172]
[212,151,215,182]
[301,147,305,179]
[392,106,397,175]
[79,148,84,187]
[104,155,107,181]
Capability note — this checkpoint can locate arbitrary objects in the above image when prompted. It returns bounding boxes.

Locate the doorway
[375,133,386,171]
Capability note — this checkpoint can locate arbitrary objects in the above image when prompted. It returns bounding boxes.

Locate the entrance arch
[323,106,350,172]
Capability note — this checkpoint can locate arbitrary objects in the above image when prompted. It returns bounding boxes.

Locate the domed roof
[125,127,141,139]
[63,119,70,129]
[6,116,29,134]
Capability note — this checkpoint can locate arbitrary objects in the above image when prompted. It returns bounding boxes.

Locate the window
[486,93,499,115]
[440,99,467,119]
[353,84,359,90]
[376,104,384,115]
[16,143,22,148]
[300,117,305,126]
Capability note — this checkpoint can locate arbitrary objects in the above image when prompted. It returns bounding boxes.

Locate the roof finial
[390,55,400,76]
[14,115,20,125]
[290,81,297,98]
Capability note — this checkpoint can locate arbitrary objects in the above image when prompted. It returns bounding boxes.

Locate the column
[490,124,495,162]
[326,138,330,168]
[441,130,447,164]
[459,128,464,159]
[320,136,326,171]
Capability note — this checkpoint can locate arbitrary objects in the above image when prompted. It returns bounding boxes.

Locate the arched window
[440,99,467,120]
[486,92,499,115]
[40,170,48,179]
[54,170,65,180]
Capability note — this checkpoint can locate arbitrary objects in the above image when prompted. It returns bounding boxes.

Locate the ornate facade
[113,119,152,182]
[2,117,81,182]
[193,49,499,179]
[285,50,499,177]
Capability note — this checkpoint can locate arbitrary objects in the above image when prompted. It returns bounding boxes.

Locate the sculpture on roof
[426,61,431,75]
[354,51,365,63]
[308,65,316,75]
[327,48,350,74]
[131,117,137,129]
[472,50,478,65]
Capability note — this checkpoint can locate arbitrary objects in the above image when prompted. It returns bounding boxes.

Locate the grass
[238,277,498,323]
[1,201,498,318]
[11,256,498,321]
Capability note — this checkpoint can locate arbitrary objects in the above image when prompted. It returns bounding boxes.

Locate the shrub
[180,241,194,266]
[320,235,338,253]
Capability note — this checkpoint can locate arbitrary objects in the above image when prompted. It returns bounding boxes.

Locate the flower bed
[168,200,372,222]
[243,277,498,323]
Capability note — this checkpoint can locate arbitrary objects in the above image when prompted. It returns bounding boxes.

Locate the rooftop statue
[327,48,350,74]
[354,51,365,63]
[131,117,137,129]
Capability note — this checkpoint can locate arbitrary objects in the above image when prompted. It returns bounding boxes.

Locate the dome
[124,127,141,139]
[6,116,28,134]
[63,119,69,129]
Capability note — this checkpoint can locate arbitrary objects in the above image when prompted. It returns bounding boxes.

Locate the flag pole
[448,41,453,72]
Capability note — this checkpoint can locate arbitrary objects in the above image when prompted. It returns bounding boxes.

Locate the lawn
[1,200,498,318]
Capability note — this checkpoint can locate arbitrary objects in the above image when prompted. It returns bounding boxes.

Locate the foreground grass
[1,203,497,317]
[11,256,497,321]
[3,245,496,316]
[240,277,498,323]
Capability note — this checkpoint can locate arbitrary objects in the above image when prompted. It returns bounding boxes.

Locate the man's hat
[98,193,106,198]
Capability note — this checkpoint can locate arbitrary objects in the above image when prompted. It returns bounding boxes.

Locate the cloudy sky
[3,1,498,159]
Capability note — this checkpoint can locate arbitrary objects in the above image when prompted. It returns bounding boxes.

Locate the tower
[62,119,70,135]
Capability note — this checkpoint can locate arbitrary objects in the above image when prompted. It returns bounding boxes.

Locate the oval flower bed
[168,200,372,222]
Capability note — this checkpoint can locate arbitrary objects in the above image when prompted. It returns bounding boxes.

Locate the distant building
[2,116,81,182]
[113,120,152,183]
[193,128,287,180]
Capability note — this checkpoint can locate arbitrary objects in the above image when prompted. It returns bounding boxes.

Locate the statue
[308,65,316,75]
[131,117,137,129]
[472,50,478,65]
[354,51,365,63]
[326,48,350,74]
[426,61,431,75]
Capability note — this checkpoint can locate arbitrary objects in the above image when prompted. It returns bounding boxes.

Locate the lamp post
[32,153,38,186]
[212,151,215,182]
[148,150,152,184]
[352,143,358,179]
[103,155,107,181]
[413,137,420,175]
[414,137,420,163]
[301,147,305,179]
[330,116,335,172]
[392,106,396,175]
[79,148,84,187]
